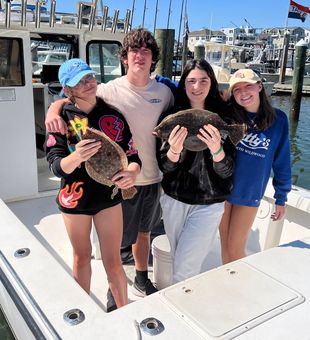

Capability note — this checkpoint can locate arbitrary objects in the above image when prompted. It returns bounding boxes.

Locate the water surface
[271,95,310,190]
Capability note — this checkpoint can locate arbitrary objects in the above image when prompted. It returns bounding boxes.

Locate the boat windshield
[31,40,72,77]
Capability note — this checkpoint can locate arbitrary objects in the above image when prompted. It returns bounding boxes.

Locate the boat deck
[1,183,310,339]
[7,194,146,311]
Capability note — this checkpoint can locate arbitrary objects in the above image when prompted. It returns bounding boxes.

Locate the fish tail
[111,185,119,199]
[227,124,247,145]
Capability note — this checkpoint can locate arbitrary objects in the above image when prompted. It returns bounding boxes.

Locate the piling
[290,39,308,122]
[279,32,290,84]
[155,29,175,78]
[194,40,205,60]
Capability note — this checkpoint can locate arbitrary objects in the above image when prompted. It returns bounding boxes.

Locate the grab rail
[0,250,61,339]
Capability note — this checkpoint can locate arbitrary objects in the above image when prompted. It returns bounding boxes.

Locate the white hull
[261,72,310,86]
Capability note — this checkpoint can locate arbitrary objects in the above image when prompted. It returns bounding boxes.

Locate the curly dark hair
[120,28,160,73]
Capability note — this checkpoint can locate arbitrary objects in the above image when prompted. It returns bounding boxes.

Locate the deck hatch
[160,261,305,339]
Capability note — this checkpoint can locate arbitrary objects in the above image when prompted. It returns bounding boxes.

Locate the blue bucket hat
[58,58,96,87]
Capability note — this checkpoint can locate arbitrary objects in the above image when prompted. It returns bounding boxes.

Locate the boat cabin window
[0,38,24,87]
[87,41,123,83]
[31,40,73,79]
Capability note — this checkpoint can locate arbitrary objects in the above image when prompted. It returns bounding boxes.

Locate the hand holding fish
[112,163,140,190]
[153,109,246,152]
[75,139,102,162]
[167,125,188,159]
[197,124,224,161]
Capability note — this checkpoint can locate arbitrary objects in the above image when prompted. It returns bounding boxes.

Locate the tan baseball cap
[229,69,261,91]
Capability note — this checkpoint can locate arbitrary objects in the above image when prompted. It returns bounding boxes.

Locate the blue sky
[55,0,310,34]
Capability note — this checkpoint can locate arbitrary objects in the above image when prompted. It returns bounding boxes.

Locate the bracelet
[169,147,180,155]
[211,146,223,157]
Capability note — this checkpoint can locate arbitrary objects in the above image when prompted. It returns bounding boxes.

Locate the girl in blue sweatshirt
[219,69,291,264]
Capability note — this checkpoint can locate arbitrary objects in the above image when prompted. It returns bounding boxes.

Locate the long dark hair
[230,84,276,130]
[175,59,228,114]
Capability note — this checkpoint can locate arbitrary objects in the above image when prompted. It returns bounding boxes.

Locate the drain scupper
[63,309,85,326]
[140,317,165,336]
[14,248,30,258]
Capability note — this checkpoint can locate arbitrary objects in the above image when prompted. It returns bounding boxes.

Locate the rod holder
[5,0,11,28]
[35,0,41,28]
[21,0,27,27]
[124,9,131,33]
[88,0,98,31]
[111,9,119,33]
[77,2,83,29]
[101,5,108,31]
[49,0,56,27]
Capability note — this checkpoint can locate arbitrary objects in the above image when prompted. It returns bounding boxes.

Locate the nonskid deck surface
[6,186,310,316]
[7,195,147,311]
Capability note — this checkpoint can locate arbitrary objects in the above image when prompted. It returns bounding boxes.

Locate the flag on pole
[288,0,310,22]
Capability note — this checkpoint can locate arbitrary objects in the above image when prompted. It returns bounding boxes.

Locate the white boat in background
[1,1,310,339]
[257,71,310,86]
[232,45,310,86]
[204,42,275,96]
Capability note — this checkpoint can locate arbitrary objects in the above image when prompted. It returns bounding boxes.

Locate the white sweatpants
[160,193,224,283]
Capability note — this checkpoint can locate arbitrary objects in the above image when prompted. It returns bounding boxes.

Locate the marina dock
[272,83,310,95]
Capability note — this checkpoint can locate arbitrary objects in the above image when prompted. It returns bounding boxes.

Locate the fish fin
[121,187,137,200]
[227,124,247,145]
[220,130,229,141]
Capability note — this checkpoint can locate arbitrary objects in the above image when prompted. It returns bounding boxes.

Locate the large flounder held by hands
[153,108,247,152]
[82,127,137,200]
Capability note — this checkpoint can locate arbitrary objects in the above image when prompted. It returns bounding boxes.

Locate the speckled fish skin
[82,127,137,199]
[153,108,246,151]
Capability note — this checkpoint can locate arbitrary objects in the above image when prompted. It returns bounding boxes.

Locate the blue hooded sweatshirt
[228,108,291,207]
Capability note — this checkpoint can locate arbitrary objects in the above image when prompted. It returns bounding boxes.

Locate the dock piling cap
[195,39,205,47]
[296,39,308,47]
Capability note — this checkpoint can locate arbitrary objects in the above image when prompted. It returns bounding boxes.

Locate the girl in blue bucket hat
[45,58,141,312]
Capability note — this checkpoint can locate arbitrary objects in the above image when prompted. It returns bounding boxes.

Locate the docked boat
[204,41,275,96]
[234,45,310,86]
[1,1,310,339]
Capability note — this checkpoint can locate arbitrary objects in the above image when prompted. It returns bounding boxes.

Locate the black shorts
[58,198,122,215]
[121,183,161,247]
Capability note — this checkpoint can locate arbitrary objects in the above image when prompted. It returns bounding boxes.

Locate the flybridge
[0,0,131,32]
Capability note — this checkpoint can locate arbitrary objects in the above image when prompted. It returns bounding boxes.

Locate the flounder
[153,108,246,151]
[82,127,137,200]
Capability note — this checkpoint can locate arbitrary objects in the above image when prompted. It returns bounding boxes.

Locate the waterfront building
[221,26,259,46]
[187,29,226,52]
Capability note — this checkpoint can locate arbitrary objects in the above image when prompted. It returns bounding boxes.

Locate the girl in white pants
[156,59,235,283]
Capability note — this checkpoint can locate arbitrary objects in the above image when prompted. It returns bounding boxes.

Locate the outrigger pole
[142,0,147,28]
[153,0,159,34]
[130,0,135,29]
[181,0,189,72]
[174,0,185,79]
[166,0,172,29]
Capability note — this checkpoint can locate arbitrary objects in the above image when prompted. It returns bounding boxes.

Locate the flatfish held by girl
[82,127,137,200]
[153,108,247,151]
